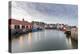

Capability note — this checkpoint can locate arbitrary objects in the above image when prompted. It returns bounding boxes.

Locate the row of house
[32,22,66,30]
[9,19,32,30]
[9,19,32,35]
[9,18,69,31]
[45,24,57,29]
[9,18,72,35]
[32,21,45,30]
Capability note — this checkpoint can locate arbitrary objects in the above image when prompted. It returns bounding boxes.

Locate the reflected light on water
[44,30,47,40]
[19,36,24,48]
[34,32,38,41]
[38,31,41,40]
[27,32,32,47]
[12,30,77,52]
[65,36,72,48]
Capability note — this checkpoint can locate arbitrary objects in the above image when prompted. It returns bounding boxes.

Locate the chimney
[22,18,24,21]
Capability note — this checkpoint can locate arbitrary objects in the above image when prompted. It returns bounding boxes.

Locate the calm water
[11,30,78,53]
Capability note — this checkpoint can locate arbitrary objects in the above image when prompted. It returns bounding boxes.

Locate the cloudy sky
[11,1,78,26]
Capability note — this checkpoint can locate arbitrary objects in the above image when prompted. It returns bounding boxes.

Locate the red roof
[9,19,32,26]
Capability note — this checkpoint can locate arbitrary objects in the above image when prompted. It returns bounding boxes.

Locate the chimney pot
[22,18,24,21]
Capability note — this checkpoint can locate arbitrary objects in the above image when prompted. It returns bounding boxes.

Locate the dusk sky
[11,1,78,26]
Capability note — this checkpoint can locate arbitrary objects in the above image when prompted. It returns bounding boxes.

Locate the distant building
[52,24,57,29]
[56,24,64,29]
[32,21,45,30]
[44,24,48,28]
[45,24,57,29]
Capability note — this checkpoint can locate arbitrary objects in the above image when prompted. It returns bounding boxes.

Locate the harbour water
[11,29,78,53]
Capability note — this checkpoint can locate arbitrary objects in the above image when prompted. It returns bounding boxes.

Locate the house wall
[20,25,22,29]
[9,19,32,30]
[10,24,15,29]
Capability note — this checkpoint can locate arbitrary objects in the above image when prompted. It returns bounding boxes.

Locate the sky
[10,1,78,26]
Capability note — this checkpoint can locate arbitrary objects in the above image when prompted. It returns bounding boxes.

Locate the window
[26,26,28,28]
[15,25,20,29]
[22,26,25,29]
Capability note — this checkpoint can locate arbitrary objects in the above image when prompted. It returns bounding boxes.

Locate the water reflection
[71,38,78,49]
[65,36,72,48]
[19,36,24,48]
[34,32,38,41]
[65,35,78,49]
[27,32,32,47]
[12,30,78,52]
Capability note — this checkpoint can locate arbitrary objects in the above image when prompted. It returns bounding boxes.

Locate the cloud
[11,1,78,26]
